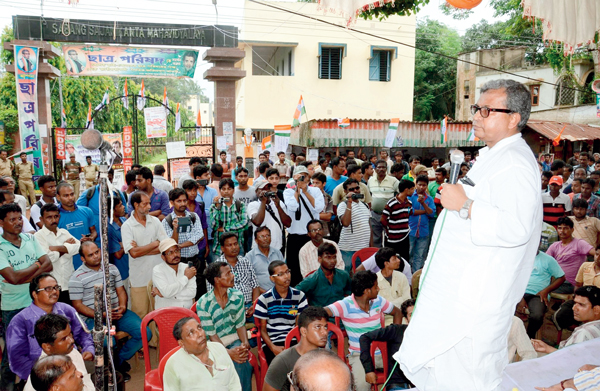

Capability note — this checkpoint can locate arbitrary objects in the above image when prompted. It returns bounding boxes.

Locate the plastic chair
[190,301,197,313]
[284,322,346,363]
[369,341,389,391]
[143,307,200,391]
[252,299,269,386]
[158,346,181,385]
[352,247,378,273]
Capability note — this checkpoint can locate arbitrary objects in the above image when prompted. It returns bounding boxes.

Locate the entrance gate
[51,93,215,181]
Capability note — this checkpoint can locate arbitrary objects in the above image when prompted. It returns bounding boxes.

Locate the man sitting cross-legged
[196,261,253,391]
[69,241,149,381]
[263,306,329,391]
[254,261,308,364]
[325,271,403,391]
[23,314,94,391]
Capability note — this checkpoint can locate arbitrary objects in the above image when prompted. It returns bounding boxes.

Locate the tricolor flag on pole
[137,80,146,110]
[275,124,291,138]
[467,127,476,142]
[261,135,273,151]
[440,116,448,144]
[61,107,67,128]
[175,103,181,132]
[292,95,306,127]
[95,87,110,111]
[195,109,202,138]
[337,118,350,128]
[86,102,94,129]
[122,79,129,110]
[162,86,170,110]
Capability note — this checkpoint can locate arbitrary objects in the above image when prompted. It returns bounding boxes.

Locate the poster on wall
[15,45,45,178]
[123,126,133,158]
[63,45,199,78]
[144,106,167,139]
[65,133,123,165]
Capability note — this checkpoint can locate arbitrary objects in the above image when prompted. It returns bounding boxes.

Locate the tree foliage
[413,18,461,121]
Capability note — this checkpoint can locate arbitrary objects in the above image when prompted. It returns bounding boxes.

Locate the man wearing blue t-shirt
[324,157,347,196]
[517,249,566,338]
[108,195,130,292]
[57,182,97,269]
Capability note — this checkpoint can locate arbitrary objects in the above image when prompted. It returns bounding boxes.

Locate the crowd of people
[1,120,600,390]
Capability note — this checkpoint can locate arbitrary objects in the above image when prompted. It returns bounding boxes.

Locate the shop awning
[526,120,600,142]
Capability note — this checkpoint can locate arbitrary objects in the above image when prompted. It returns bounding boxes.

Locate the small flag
[292,95,306,127]
[61,107,67,128]
[337,118,350,128]
[275,124,292,137]
[162,86,170,109]
[467,127,477,142]
[95,87,110,111]
[137,80,146,110]
[86,102,94,129]
[195,109,202,138]
[175,103,181,132]
[553,125,566,146]
[440,116,448,144]
[261,135,272,151]
[122,79,129,110]
[9,147,34,159]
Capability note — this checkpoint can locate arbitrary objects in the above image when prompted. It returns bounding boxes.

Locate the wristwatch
[459,199,473,220]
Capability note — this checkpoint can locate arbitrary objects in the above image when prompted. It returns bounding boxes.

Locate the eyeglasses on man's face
[37,285,61,293]
[470,104,513,118]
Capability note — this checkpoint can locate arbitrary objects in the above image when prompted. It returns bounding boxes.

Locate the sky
[0,0,506,102]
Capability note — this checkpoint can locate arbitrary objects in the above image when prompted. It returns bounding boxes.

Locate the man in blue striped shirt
[254,261,307,364]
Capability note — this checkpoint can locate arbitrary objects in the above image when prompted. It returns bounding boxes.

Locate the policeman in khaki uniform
[0,151,14,178]
[82,156,99,189]
[15,152,35,206]
[63,153,82,198]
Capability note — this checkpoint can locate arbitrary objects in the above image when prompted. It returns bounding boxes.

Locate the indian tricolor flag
[162,86,170,109]
[137,79,146,110]
[195,109,202,138]
[95,87,110,111]
[122,79,129,110]
[261,135,273,151]
[440,116,448,144]
[467,127,479,142]
[292,95,306,127]
[61,107,67,128]
[175,103,181,132]
[86,102,94,129]
[275,124,291,137]
[337,118,350,128]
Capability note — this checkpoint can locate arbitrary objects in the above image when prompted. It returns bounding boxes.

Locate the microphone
[80,128,115,166]
[448,149,465,184]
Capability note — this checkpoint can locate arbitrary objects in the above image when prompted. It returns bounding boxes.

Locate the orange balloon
[446,0,482,9]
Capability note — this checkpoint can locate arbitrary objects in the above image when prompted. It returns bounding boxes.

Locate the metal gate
[51,94,215,181]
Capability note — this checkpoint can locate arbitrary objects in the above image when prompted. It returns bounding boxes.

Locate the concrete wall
[236,0,416,132]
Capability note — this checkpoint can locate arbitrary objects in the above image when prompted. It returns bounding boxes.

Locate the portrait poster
[15,45,45,178]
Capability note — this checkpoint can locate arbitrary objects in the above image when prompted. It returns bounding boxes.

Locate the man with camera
[337,178,371,273]
[284,166,325,286]
[247,180,290,254]
[210,179,249,257]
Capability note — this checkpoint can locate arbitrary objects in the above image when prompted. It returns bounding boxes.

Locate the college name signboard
[12,15,238,48]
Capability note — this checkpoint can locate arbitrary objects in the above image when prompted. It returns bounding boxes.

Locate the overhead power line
[248,0,589,94]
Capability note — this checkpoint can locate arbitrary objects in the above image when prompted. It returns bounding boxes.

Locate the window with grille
[369,50,391,82]
[530,85,540,106]
[319,47,343,80]
[555,76,576,106]
[464,80,470,99]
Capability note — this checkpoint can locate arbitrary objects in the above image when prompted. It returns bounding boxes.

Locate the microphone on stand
[448,149,465,185]
[80,128,115,166]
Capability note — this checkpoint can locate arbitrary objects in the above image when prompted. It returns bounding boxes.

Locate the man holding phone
[283,166,324,286]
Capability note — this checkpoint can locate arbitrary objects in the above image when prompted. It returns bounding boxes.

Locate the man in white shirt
[1,176,27,214]
[247,181,290,253]
[0,190,34,234]
[398,80,542,391]
[299,220,344,278]
[122,192,168,321]
[151,238,196,309]
[283,166,324,286]
[153,164,174,194]
[34,204,80,304]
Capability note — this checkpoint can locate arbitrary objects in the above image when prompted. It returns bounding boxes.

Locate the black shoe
[117,361,131,373]
[120,372,131,383]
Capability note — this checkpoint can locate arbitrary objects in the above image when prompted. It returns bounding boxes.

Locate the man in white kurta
[152,238,197,309]
[396,80,543,391]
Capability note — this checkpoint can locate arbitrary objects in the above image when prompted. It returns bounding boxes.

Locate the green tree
[413,19,461,121]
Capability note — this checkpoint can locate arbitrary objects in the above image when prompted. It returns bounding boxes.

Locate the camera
[265,191,277,198]
[351,193,365,200]
[220,197,230,203]
[197,179,209,186]
[299,175,306,182]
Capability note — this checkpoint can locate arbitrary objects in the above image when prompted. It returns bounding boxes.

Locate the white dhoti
[395,134,542,391]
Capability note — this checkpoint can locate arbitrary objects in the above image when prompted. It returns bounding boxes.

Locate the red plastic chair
[142,307,201,391]
[190,301,197,312]
[284,322,346,363]
[352,247,378,273]
[158,346,181,385]
[369,341,389,391]
[252,299,269,386]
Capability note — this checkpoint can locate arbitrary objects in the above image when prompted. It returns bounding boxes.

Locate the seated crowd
[4,149,600,391]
